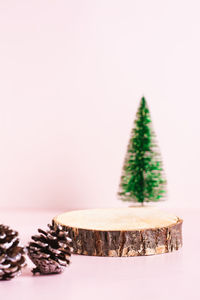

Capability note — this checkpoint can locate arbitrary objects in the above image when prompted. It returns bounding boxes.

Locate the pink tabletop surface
[0,208,199,300]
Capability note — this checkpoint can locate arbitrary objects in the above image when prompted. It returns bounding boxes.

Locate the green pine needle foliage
[118,97,167,204]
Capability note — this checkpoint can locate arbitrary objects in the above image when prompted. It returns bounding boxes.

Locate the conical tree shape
[118,97,166,204]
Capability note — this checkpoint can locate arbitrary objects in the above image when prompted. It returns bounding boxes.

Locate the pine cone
[0,224,26,280]
[27,223,72,275]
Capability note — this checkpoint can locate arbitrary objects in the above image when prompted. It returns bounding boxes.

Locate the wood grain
[53,208,183,257]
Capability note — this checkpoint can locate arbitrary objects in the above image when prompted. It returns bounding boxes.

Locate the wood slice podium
[53,207,183,257]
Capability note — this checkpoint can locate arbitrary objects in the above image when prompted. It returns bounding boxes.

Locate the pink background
[0,2,200,298]
[0,0,199,210]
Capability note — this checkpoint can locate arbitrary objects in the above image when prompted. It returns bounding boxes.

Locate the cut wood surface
[53,207,183,257]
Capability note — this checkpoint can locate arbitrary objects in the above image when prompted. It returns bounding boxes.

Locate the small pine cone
[0,224,26,280]
[27,223,72,275]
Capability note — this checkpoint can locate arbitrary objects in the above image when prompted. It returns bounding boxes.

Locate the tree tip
[141,96,146,103]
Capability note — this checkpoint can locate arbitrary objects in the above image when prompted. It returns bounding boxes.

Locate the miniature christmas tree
[118,96,166,205]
